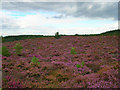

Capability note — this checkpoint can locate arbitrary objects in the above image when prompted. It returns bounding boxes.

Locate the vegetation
[55,32,61,39]
[2,35,45,43]
[2,32,119,88]
[31,56,40,65]
[99,29,120,36]
[0,46,11,57]
[76,61,85,68]
[71,47,77,54]
[76,64,81,68]
[13,43,23,55]
[2,29,120,43]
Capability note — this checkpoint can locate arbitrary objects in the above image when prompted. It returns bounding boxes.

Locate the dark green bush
[0,46,11,57]
[75,34,79,36]
[55,32,61,39]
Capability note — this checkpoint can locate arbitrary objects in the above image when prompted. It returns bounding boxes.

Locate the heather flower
[8,80,22,88]
[2,56,7,60]
[5,76,11,81]
[4,68,9,72]
[2,35,119,88]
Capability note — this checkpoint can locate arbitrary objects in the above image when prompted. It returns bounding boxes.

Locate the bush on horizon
[55,32,61,39]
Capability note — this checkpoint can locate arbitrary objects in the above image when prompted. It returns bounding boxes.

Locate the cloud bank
[1,2,118,36]
[2,2,118,20]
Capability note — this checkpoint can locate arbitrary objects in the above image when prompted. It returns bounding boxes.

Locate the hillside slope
[99,29,120,36]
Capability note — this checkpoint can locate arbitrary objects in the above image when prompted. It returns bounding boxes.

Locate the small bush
[31,56,40,65]
[76,64,81,68]
[0,46,11,57]
[13,43,23,55]
[71,47,77,54]
[81,61,85,66]
[55,32,60,39]
[76,61,85,68]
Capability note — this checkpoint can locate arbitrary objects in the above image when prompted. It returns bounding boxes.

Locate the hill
[99,29,120,36]
[1,29,119,43]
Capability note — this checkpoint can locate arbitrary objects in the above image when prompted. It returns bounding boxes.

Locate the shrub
[31,56,40,65]
[0,46,11,57]
[75,34,79,36]
[55,32,60,39]
[81,61,85,66]
[76,61,85,68]
[71,47,77,54]
[76,64,81,68]
[13,43,23,55]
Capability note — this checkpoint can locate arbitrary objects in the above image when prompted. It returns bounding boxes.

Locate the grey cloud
[2,2,118,20]
[118,1,120,20]
[73,2,118,20]
[0,15,21,30]
[2,0,120,2]
[52,14,66,19]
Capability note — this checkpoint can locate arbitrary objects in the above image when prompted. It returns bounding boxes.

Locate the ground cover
[2,36,120,88]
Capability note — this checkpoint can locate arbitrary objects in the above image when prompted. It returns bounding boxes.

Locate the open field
[2,35,120,88]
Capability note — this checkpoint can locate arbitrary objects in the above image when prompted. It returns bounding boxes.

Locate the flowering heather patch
[2,36,119,88]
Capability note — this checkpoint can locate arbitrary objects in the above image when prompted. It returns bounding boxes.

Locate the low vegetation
[1,29,119,43]
[2,29,119,88]
[0,46,11,57]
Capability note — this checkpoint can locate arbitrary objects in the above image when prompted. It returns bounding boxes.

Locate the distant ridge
[74,29,120,36]
[99,29,120,36]
[1,29,120,43]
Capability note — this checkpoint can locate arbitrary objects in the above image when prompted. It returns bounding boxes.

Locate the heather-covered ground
[2,36,120,88]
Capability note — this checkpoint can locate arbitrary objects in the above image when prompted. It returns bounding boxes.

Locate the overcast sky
[1,0,119,36]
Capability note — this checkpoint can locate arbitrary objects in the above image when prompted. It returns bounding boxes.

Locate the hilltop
[1,29,120,43]
[99,29,120,36]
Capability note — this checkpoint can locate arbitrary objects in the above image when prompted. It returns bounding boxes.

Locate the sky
[0,0,119,36]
